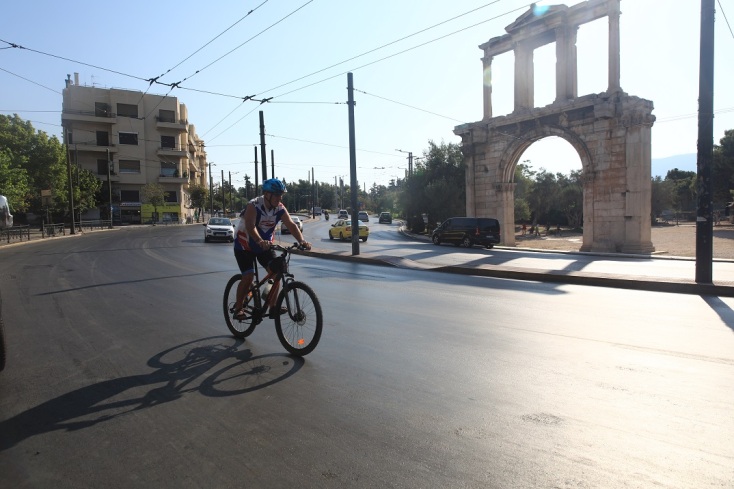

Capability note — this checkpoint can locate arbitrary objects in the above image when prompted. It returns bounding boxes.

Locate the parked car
[431,217,500,249]
[281,216,303,234]
[337,209,348,219]
[328,219,369,242]
[358,211,369,223]
[204,217,235,243]
[378,212,392,224]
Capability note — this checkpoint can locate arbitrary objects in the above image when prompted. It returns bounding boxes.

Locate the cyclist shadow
[0,335,304,451]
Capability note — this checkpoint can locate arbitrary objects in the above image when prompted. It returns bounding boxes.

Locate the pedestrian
[522,223,527,236]
[556,223,562,237]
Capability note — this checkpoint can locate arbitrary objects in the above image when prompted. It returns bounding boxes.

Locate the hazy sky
[1,0,732,188]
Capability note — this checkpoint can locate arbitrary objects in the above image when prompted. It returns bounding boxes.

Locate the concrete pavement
[309,225,734,297]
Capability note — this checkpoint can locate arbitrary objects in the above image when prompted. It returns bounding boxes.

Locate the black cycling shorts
[234,248,276,276]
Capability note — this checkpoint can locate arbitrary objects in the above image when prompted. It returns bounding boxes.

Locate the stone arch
[454,0,655,253]
[498,126,591,184]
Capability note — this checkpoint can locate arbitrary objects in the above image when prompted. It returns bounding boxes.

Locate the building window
[97,159,112,176]
[96,131,109,146]
[119,132,138,145]
[160,161,176,177]
[67,132,73,144]
[95,102,111,117]
[158,109,175,123]
[120,190,140,202]
[164,190,178,203]
[118,160,141,174]
[161,135,176,149]
[116,103,138,118]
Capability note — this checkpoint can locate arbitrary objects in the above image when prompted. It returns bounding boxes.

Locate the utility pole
[311,167,316,219]
[271,149,275,180]
[221,169,225,216]
[259,111,267,181]
[208,162,214,217]
[347,72,359,255]
[107,148,113,228]
[228,171,232,215]
[254,147,259,196]
[696,0,715,283]
[66,144,76,234]
[396,149,413,176]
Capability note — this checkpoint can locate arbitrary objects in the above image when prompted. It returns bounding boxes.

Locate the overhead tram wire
[718,0,734,40]
[0,38,150,83]
[0,67,61,95]
[267,3,531,100]
[194,1,514,143]
[256,0,505,95]
[353,88,465,123]
[149,0,269,85]
[150,0,314,93]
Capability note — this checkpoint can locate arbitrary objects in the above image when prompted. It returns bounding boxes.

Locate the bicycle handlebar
[270,242,309,253]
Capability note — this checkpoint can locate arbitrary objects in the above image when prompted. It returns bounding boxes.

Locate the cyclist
[233,178,311,319]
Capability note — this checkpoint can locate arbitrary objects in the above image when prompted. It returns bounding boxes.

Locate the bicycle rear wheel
[223,274,257,338]
[274,281,323,356]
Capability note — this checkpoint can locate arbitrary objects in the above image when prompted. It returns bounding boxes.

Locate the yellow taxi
[328,219,369,242]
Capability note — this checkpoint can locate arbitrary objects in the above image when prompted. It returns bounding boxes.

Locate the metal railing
[1,225,31,243]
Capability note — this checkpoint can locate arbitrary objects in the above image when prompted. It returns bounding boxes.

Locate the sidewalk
[314,224,734,297]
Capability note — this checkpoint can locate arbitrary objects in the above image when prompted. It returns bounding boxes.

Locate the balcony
[158,175,189,185]
[72,142,118,154]
[155,116,188,132]
[62,109,117,124]
[157,145,187,157]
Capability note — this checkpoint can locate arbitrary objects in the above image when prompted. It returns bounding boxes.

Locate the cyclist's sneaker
[234,308,249,320]
[268,306,288,319]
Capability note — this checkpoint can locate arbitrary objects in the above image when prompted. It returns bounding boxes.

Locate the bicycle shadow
[0,335,303,451]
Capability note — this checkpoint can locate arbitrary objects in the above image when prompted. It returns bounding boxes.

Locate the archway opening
[513,136,584,243]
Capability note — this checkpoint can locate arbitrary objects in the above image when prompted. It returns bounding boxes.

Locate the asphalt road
[1,223,733,488]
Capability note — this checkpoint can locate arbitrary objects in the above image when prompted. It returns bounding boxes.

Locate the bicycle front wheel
[223,274,257,338]
[275,281,323,356]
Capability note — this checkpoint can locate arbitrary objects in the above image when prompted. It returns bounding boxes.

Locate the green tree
[666,168,696,216]
[513,161,535,223]
[188,183,208,222]
[0,114,66,219]
[398,140,464,230]
[74,167,102,216]
[141,183,166,223]
[713,129,734,206]
[0,149,31,212]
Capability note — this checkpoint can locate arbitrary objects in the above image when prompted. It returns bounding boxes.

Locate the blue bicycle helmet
[262,178,287,195]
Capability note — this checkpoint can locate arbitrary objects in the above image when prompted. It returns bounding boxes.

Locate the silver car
[204,217,235,243]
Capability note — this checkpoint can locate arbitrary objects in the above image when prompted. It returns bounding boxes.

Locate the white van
[0,195,13,229]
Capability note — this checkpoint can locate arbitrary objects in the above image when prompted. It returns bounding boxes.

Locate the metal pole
[271,149,275,180]
[209,162,213,217]
[696,0,715,283]
[254,147,259,196]
[221,170,225,216]
[107,148,113,228]
[347,73,359,255]
[259,111,267,181]
[229,171,232,216]
[66,144,76,234]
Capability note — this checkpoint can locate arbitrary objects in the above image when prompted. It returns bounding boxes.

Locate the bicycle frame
[223,242,323,356]
[247,245,297,324]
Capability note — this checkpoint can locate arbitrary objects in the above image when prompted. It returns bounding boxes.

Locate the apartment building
[61,73,208,224]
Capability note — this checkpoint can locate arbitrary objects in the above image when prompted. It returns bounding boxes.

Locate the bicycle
[223,242,323,356]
